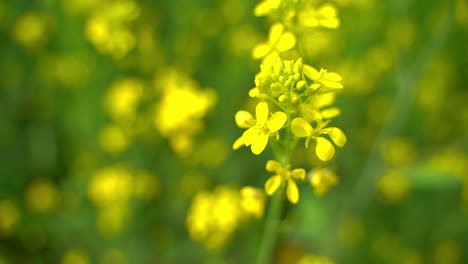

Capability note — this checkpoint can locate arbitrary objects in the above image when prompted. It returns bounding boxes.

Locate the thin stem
[255,184,285,264]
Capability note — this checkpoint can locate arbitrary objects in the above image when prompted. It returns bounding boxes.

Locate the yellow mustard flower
[233,102,287,155]
[252,23,296,63]
[299,4,340,29]
[303,65,343,91]
[291,117,346,161]
[264,160,306,204]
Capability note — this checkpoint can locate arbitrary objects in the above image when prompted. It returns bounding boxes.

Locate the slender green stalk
[256,184,285,264]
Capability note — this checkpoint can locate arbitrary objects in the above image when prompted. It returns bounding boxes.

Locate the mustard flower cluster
[186,186,265,250]
[233,0,345,204]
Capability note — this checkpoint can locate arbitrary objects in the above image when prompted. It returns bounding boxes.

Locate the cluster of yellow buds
[233,0,345,204]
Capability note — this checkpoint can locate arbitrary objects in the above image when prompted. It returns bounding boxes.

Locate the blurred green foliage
[0,0,467,263]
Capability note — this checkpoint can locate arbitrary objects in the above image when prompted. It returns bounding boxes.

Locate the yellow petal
[265,175,282,195]
[320,107,341,119]
[269,23,284,44]
[286,179,299,204]
[291,118,313,137]
[256,102,269,124]
[252,43,271,59]
[266,160,282,172]
[276,32,296,52]
[249,88,260,97]
[291,169,306,180]
[267,111,287,132]
[235,110,254,128]
[325,72,342,82]
[242,127,260,146]
[322,80,343,89]
[328,127,347,147]
[232,136,245,150]
[303,65,320,80]
[315,137,335,161]
[251,133,268,155]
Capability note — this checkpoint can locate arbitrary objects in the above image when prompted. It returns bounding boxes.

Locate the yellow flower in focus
[308,168,339,196]
[377,170,410,203]
[0,200,20,237]
[303,65,343,91]
[252,23,296,63]
[240,186,266,218]
[291,117,346,161]
[264,160,306,204]
[299,4,340,29]
[25,179,60,213]
[254,0,281,17]
[233,102,287,155]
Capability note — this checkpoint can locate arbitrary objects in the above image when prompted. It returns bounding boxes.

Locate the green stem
[255,184,285,264]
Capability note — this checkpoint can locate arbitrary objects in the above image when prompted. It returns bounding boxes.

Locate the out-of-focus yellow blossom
[252,23,296,63]
[264,160,306,204]
[0,200,19,237]
[133,171,160,201]
[291,117,346,161]
[299,4,340,29]
[88,165,133,208]
[337,216,364,246]
[154,70,216,156]
[186,186,246,250]
[240,186,266,218]
[25,179,60,213]
[100,249,127,264]
[99,124,131,155]
[385,19,417,52]
[38,54,93,89]
[297,254,335,264]
[433,240,461,264]
[85,0,140,59]
[62,0,100,15]
[105,78,144,123]
[254,0,281,17]
[12,13,48,50]
[377,170,410,203]
[380,138,418,166]
[233,102,287,155]
[308,168,339,196]
[61,248,90,264]
[97,205,128,237]
[303,65,343,91]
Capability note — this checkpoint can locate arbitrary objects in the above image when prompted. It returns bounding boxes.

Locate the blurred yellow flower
[264,160,306,204]
[377,170,410,203]
[105,78,144,123]
[12,13,48,50]
[186,186,246,249]
[25,179,60,213]
[299,4,340,29]
[99,124,131,154]
[233,102,287,155]
[254,0,281,17]
[308,168,339,196]
[297,254,335,264]
[252,23,296,63]
[88,165,133,208]
[0,200,20,237]
[240,186,266,218]
[61,248,90,264]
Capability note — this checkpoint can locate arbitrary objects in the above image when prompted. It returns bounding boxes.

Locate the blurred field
[0,0,467,263]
